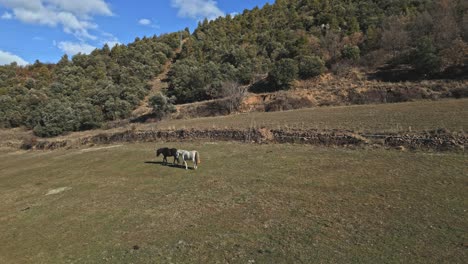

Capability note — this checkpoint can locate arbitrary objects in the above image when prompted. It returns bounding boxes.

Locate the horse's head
[156,148,161,156]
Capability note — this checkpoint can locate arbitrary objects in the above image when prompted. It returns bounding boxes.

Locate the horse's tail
[195,151,200,165]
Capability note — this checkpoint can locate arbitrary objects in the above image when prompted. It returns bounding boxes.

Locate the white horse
[176,150,200,170]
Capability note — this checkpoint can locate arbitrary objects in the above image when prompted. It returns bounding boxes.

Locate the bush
[342,45,360,61]
[450,87,468,99]
[33,100,79,137]
[298,56,325,79]
[331,61,353,77]
[268,58,299,89]
[412,37,441,74]
[219,81,247,113]
[149,93,177,119]
[265,93,314,112]
[21,136,37,150]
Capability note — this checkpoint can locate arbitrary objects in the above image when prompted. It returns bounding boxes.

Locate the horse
[176,150,200,170]
[156,147,179,165]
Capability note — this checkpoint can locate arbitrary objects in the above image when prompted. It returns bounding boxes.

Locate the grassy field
[156,99,468,132]
[0,142,466,263]
[1,99,466,147]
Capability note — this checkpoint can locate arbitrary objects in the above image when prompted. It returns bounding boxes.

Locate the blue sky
[0,0,273,65]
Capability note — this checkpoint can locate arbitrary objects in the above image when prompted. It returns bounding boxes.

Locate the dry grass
[0,99,466,147]
[0,142,466,263]
[155,99,468,133]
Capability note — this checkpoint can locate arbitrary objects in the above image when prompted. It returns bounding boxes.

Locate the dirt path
[131,60,172,117]
[132,40,186,117]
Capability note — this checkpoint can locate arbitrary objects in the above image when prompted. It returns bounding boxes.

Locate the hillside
[0,0,467,137]
[0,32,189,137]
[166,0,468,103]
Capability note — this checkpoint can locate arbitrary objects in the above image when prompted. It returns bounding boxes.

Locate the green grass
[155,99,468,132]
[0,143,466,263]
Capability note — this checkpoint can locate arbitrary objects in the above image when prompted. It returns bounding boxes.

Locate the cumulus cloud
[139,18,151,25]
[0,50,28,65]
[0,0,112,40]
[44,0,112,17]
[171,0,224,20]
[137,18,160,29]
[1,11,12,19]
[56,41,97,56]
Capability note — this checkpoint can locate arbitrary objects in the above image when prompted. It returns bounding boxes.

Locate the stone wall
[30,128,466,152]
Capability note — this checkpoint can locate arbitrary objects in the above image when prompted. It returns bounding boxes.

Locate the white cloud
[171,0,224,20]
[0,0,112,40]
[138,18,160,29]
[139,18,151,25]
[44,0,112,17]
[57,41,96,56]
[1,11,12,19]
[0,50,28,66]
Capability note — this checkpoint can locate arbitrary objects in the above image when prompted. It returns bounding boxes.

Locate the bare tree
[322,30,342,62]
[439,38,468,69]
[432,0,460,50]
[381,16,409,58]
[463,12,468,42]
[220,81,247,114]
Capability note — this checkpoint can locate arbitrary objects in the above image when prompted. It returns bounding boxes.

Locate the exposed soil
[174,75,467,118]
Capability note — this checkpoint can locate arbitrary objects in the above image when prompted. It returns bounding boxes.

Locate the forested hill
[0,32,189,136]
[167,0,467,103]
[1,0,467,137]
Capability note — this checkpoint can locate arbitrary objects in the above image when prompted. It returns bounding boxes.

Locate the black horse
[156,147,179,165]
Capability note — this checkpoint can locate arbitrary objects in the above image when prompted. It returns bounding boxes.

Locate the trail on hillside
[132,40,186,118]
[131,60,172,117]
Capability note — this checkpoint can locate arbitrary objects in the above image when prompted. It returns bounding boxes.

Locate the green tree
[299,56,326,79]
[341,45,361,61]
[33,100,78,137]
[412,37,441,74]
[268,58,298,89]
[149,93,176,119]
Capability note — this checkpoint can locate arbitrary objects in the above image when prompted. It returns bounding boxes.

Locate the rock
[395,145,406,151]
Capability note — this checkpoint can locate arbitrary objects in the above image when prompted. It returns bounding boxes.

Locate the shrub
[412,37,441,74]
[268,58,299,89]
[450,87,468,99]
[149,93,177,119]
[331,61,353,77]
[21,136,37,150]
[33,100,79,137]
[265,93,314,112]
[298,56,325,79]
[219,81,247,113]
[342,45,360,61]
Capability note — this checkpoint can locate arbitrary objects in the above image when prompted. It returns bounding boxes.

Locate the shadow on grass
[144,161,190,170]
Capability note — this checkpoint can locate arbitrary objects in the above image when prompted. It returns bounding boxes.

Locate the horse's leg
[184,160,188,170]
